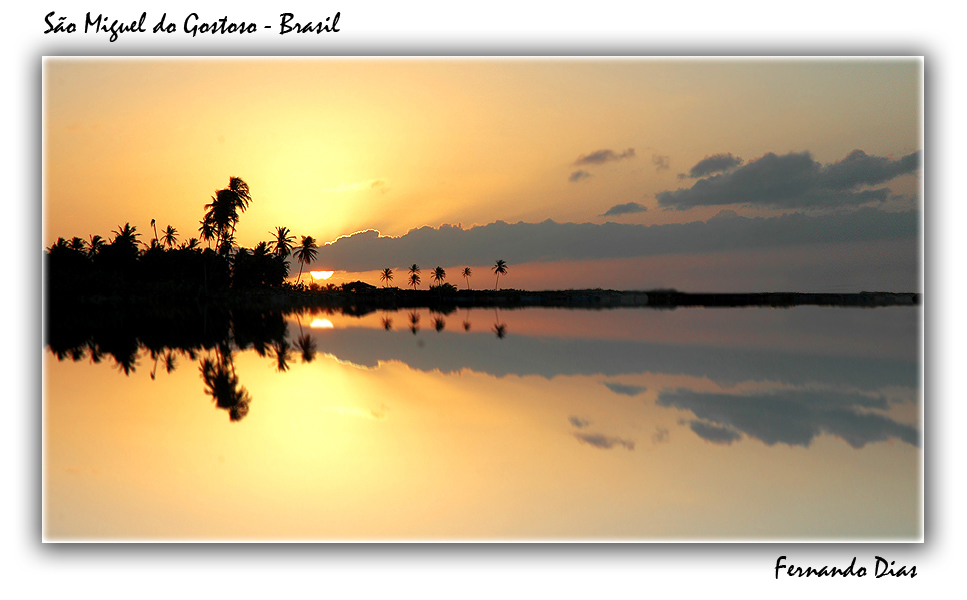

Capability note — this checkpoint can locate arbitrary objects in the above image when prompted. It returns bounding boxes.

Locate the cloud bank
[310,208,917,272]
[657,149,921,210]
[603,382,647,396]
[600,202,647,217]
[652,154,670,171]
[574,432,636,450]
[574,148,636,166]
[568,170,591,183]
[680,153,743,179]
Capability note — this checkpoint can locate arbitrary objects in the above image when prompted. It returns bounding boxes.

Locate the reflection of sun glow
[311,271,334,280]
[310,318,334,329]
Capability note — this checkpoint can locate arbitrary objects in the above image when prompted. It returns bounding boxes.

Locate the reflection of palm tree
[433,316,445,332]
[380,268,394,287]
[493,259,508,290]
[492,308,506,339]
[462,309,471,332]
[294,235,318,284]
[199,348,252,422]
[462,267,472,290]
[273,339,292,372]
[381,315,393,330]
[432,266,446,286]
[161,225,178,249]
[296,333,316,363]
[164,351,177,373]
[272,226,295,258]
[408,311,420,334]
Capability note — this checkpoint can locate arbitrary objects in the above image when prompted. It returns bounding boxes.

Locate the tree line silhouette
[46,177,322,298]
[46,175,507,299]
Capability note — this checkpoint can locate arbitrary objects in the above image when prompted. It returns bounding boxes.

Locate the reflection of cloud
[569,416,591,428]
[310,327,918,390]
[689,420,741,444]
[574,432,635,450]
[601,202,647,217]
[321,406,386,420]
[652,426,669,444]
[568,170,591,183]
[311,209,917,272]
[604,382,647,396]
[652,154,670,171]
[657,149,921,210]
[681,153,743,179]
[574,148,635,166]
[321,179,387,193]
[658,388,918,448]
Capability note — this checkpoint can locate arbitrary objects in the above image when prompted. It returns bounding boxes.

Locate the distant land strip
[50,287,921,312]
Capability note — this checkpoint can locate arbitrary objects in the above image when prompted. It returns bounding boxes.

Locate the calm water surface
[44,305,921,540]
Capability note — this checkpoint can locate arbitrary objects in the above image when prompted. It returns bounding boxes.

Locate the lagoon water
[44,305,921,540]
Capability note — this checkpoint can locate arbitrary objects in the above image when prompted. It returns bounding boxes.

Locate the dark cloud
[652,154,670,171]
[568,170,591,183]
[657,388,918,449]
[569,416,591,428]
[604,382,647,396]
[574,148,636,166]
[684,153,743,179]
[574,432,635,450]
[689,420,742,445]
[656,149,921,210]
[600,202,647,217]
[310,209,917,272]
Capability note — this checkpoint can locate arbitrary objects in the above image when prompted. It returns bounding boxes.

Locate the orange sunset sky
[43,58,921,291]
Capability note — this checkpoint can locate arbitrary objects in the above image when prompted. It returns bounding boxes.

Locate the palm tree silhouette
[381,315,393,330]
[203,176,252,250]
[161,225,178,249]
[86,234,106,257]
[150,219,159,245]
[493,259,508,290]
[272,226,295,258]
[408,311,420,334]
[380,268,394,287]
[462,267,472,290]
[198,218,216,249]
[112,223,141,254]
[433,316,446,332]
[408,264,421,289]
[432,266,446,286]
[294,235,318,284]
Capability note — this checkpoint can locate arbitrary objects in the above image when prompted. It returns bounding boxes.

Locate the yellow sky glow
[44,58,920,253]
